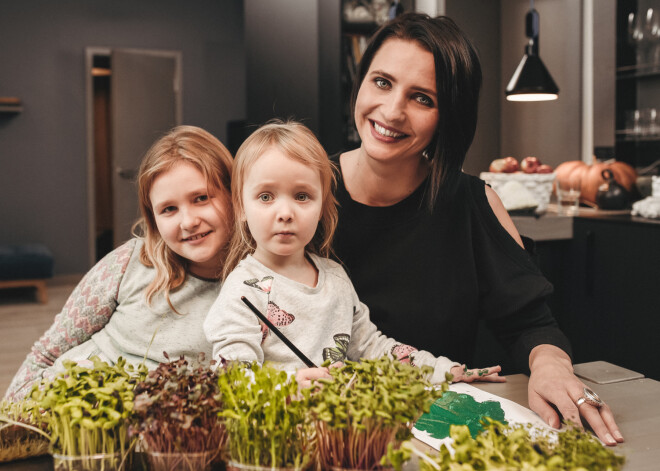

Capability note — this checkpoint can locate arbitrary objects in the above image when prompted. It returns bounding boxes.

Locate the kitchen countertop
[410,364,660,470]
[511,203,660,241]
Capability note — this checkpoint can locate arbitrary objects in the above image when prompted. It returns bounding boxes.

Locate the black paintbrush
[240,296,317,368]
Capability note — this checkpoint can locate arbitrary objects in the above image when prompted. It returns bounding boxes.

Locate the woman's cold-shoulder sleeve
[466,176,572,370]
[4,239,137,401]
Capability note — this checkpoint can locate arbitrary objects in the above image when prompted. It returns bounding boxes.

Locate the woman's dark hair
[351,12,482,209]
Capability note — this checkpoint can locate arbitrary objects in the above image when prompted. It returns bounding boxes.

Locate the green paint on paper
[415,391,507,439]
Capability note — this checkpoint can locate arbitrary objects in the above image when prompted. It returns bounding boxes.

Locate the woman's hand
[295,366,332,390]
[528,344,624,446]
[450,364,506,383]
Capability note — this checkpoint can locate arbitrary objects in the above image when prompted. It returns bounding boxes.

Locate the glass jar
[51,452,123,471]
[146,450,216,471]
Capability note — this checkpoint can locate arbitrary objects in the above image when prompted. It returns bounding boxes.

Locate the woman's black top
[330,154,571,371]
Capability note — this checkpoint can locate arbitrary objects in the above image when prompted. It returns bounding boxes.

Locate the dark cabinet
[474,216,660,381]
[550,216,660,380]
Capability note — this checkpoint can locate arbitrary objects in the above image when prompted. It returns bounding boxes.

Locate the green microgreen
[217,361,312,470]
[308,356,450,470]
[0,399,49,462]
[386,419,625,471]
[25,356,146,466]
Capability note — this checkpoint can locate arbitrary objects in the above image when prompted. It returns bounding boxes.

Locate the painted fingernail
[614,430,624,441]
[605,433,616,445]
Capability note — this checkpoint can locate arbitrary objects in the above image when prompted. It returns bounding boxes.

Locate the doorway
[85,47,182,264]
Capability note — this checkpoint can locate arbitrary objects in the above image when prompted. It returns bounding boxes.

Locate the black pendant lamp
[506,0,559,102]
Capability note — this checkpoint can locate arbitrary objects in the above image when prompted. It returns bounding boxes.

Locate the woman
[330,13,623,446]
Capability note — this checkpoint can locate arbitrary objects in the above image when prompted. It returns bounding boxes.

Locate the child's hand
[295,366,331,390]
[449,364,506,383]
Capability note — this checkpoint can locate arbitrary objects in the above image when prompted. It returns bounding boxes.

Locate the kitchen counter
[474,205,660,381]
[510,203,660,241]
[409,361,659,470]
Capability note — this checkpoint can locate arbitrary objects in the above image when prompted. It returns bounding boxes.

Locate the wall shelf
[615,133,660,142]
[0,105,23,113]
[0,97,23,114]
[616,66,660,80]
[615,1,660,169]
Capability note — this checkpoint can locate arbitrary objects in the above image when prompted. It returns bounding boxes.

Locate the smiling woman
[4,126,233,402]
[353,39,438,192]
[330,12,625,446]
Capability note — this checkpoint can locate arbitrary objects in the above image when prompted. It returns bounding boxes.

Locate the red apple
[537,164,553,173]
[501,156,519,173]
[489,157,519,173]
[489,158,506,172]
[521,156,541,173]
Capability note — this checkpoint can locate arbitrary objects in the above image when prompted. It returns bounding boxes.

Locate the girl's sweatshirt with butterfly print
[203,253,458,383]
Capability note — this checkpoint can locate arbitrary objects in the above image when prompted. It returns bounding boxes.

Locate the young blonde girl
[204,120,503,385]
[5,126,233,401]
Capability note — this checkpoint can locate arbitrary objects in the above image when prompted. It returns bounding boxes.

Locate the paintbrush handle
[241,296,317,368]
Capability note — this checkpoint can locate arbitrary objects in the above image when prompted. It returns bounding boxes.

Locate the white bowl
[479,172,556,214]
[652,175,660,197]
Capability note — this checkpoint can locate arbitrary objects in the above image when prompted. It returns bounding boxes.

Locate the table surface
[3,373,659,471]
[413,373,660,471]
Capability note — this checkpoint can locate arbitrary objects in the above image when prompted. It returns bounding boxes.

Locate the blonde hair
[223,119,338,279]
[132,125,233,312]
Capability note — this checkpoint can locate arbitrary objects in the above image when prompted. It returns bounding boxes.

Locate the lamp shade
[506,4,559,102]
[506,48,559,101]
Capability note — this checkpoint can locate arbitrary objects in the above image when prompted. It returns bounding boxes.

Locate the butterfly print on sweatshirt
[243,276,274,293]
[261,301,295,342]
[323,333,350,364]
[391,343,418,366]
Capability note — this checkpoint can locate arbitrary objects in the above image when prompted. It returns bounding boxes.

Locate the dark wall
[0,0,245,275]
[245,0,321,133]
[446,0,501,177]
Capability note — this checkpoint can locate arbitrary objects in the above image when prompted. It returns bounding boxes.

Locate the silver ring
[576,387,603,408]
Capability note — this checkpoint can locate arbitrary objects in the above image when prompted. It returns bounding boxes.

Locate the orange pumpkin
[555,160,637,206]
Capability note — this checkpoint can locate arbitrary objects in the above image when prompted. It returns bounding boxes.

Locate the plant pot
[147,450,215,471]
[51,452,124,471]
[226,459,301,471]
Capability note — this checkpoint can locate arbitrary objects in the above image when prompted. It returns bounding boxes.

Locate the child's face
[150,161,231,278]
[241,147,323,266]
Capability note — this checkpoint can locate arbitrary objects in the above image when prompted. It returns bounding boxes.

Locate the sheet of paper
[412,383,554,451]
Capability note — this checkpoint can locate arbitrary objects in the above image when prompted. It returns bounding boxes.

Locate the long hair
[133,125,233,312]
[223,119,338,279]
[351,12,482,209]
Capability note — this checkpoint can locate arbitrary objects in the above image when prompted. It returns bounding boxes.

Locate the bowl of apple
[480,157,555,215]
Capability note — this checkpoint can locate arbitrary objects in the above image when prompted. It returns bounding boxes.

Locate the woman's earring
[422,149,431,161]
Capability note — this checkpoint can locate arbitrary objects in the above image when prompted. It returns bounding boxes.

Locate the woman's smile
[370,120,407,141]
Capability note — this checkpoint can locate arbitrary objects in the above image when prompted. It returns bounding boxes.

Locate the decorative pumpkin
[554,159,637,206]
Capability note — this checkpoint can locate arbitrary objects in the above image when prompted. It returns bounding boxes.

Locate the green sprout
[0,398,49,462]
[387,419,625,471]
[217,361,312,470]
[308,356,449,470]
[26,356,146,470]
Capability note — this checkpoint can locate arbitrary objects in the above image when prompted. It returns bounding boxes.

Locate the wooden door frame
[84,47,182,268]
